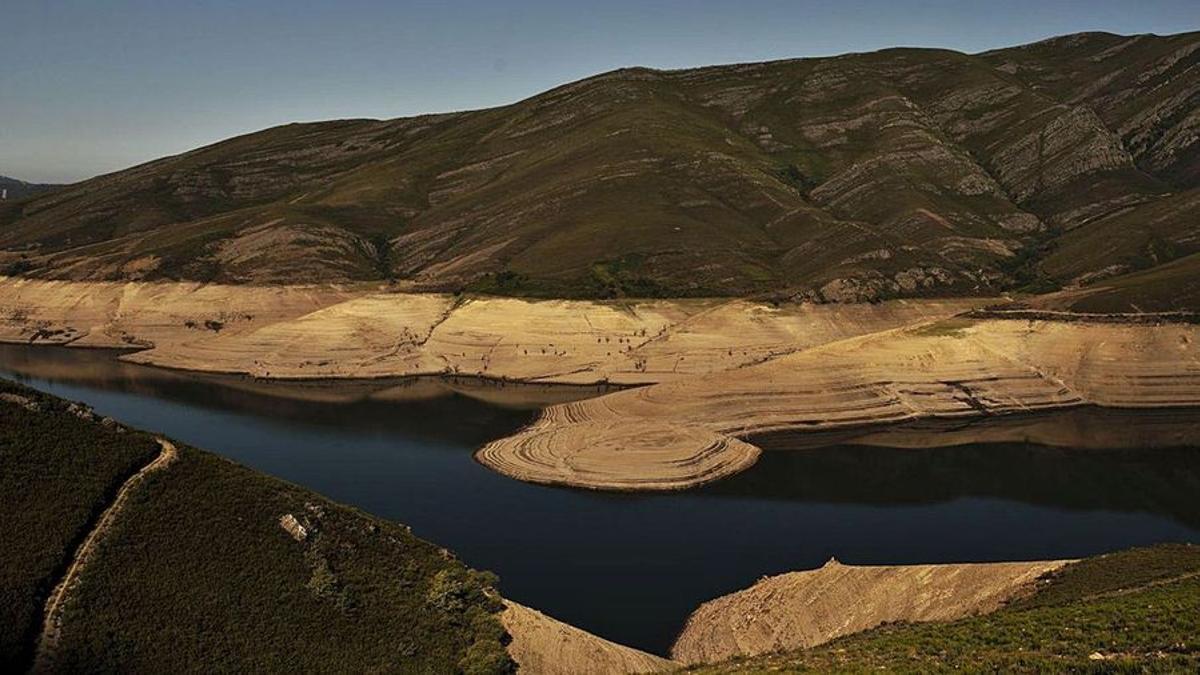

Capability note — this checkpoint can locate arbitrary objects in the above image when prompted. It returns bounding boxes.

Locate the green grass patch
[910,317,974,337]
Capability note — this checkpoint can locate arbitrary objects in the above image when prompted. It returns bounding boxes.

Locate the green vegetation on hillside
[690,545,1200,674]
[0,381,513,674]
[1059,252,1200,313]
[0,381,160,669]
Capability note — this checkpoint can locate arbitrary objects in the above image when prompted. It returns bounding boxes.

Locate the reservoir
[3,343,1199,656]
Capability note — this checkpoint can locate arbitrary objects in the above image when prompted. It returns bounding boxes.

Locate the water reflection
[711,441,1200,529]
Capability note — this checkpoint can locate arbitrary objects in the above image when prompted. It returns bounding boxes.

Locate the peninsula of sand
[3,276,1200,491]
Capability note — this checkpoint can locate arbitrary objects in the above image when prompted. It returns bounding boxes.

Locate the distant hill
[0,31,1197,303]
[0,176,60,202]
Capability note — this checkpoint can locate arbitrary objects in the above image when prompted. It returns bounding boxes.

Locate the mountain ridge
[1,30,1197,306]
[0,176,60,202]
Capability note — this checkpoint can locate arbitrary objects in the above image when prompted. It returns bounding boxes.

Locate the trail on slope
[31,438,178,673]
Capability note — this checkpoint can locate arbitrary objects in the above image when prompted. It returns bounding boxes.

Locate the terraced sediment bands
[500,601,677,674]
[477,319,1200,490]
[0,276,357,350]
[670,558,1071,664]
[0,277,983,384]
[487,422,762,491]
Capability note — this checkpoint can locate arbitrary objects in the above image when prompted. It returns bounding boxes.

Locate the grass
[0,380,513,674]
[909,317,974,337]
[689,544,1200,674]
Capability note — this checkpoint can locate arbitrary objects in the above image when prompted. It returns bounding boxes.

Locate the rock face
[670,558,1071,665]
[500,601,676,675]
[1,32,1197,300]
[278,514,308,542]
[478,318,1200,490]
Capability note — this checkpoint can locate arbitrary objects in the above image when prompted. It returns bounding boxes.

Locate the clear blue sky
[3,0,1197,183]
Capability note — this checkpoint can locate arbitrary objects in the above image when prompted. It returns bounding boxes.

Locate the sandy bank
[0,277,983,385]
[671,558,1070,665]
[478,318,1200,490]
[501,601,676,674]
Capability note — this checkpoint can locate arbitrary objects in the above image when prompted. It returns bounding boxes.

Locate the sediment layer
[0,277,982,384]
[501,601,676,674]
[478,319,1200,490]
[671,558,1070,665]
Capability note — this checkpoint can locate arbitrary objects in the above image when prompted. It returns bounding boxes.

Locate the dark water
[3,343,1200,656]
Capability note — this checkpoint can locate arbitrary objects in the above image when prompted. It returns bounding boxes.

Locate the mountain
[0,176,60,202]
[0,31,1197,302]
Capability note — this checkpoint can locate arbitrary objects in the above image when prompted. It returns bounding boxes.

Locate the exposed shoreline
[670,557,1072,665]
[4,277,1200,493]
[478,317,1200,490]
[0,276,991,384]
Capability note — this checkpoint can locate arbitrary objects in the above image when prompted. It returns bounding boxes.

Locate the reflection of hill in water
[0,344,541,447]
[709,441,1200,529]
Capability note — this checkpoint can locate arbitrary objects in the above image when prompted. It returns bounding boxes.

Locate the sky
[3,0,1198,184]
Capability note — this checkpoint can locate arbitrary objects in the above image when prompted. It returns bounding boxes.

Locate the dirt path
[31,438,178,673]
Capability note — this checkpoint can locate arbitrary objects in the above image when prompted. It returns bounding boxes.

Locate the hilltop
[0,31,1196,308]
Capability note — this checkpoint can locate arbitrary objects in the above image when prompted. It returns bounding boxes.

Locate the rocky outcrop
[279,514,309,542]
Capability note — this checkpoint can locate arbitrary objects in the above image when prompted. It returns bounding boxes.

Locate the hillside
[0,387,160,668]
[0,176,60,202]
[0,379,512,673]
[0,31,1196,302]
